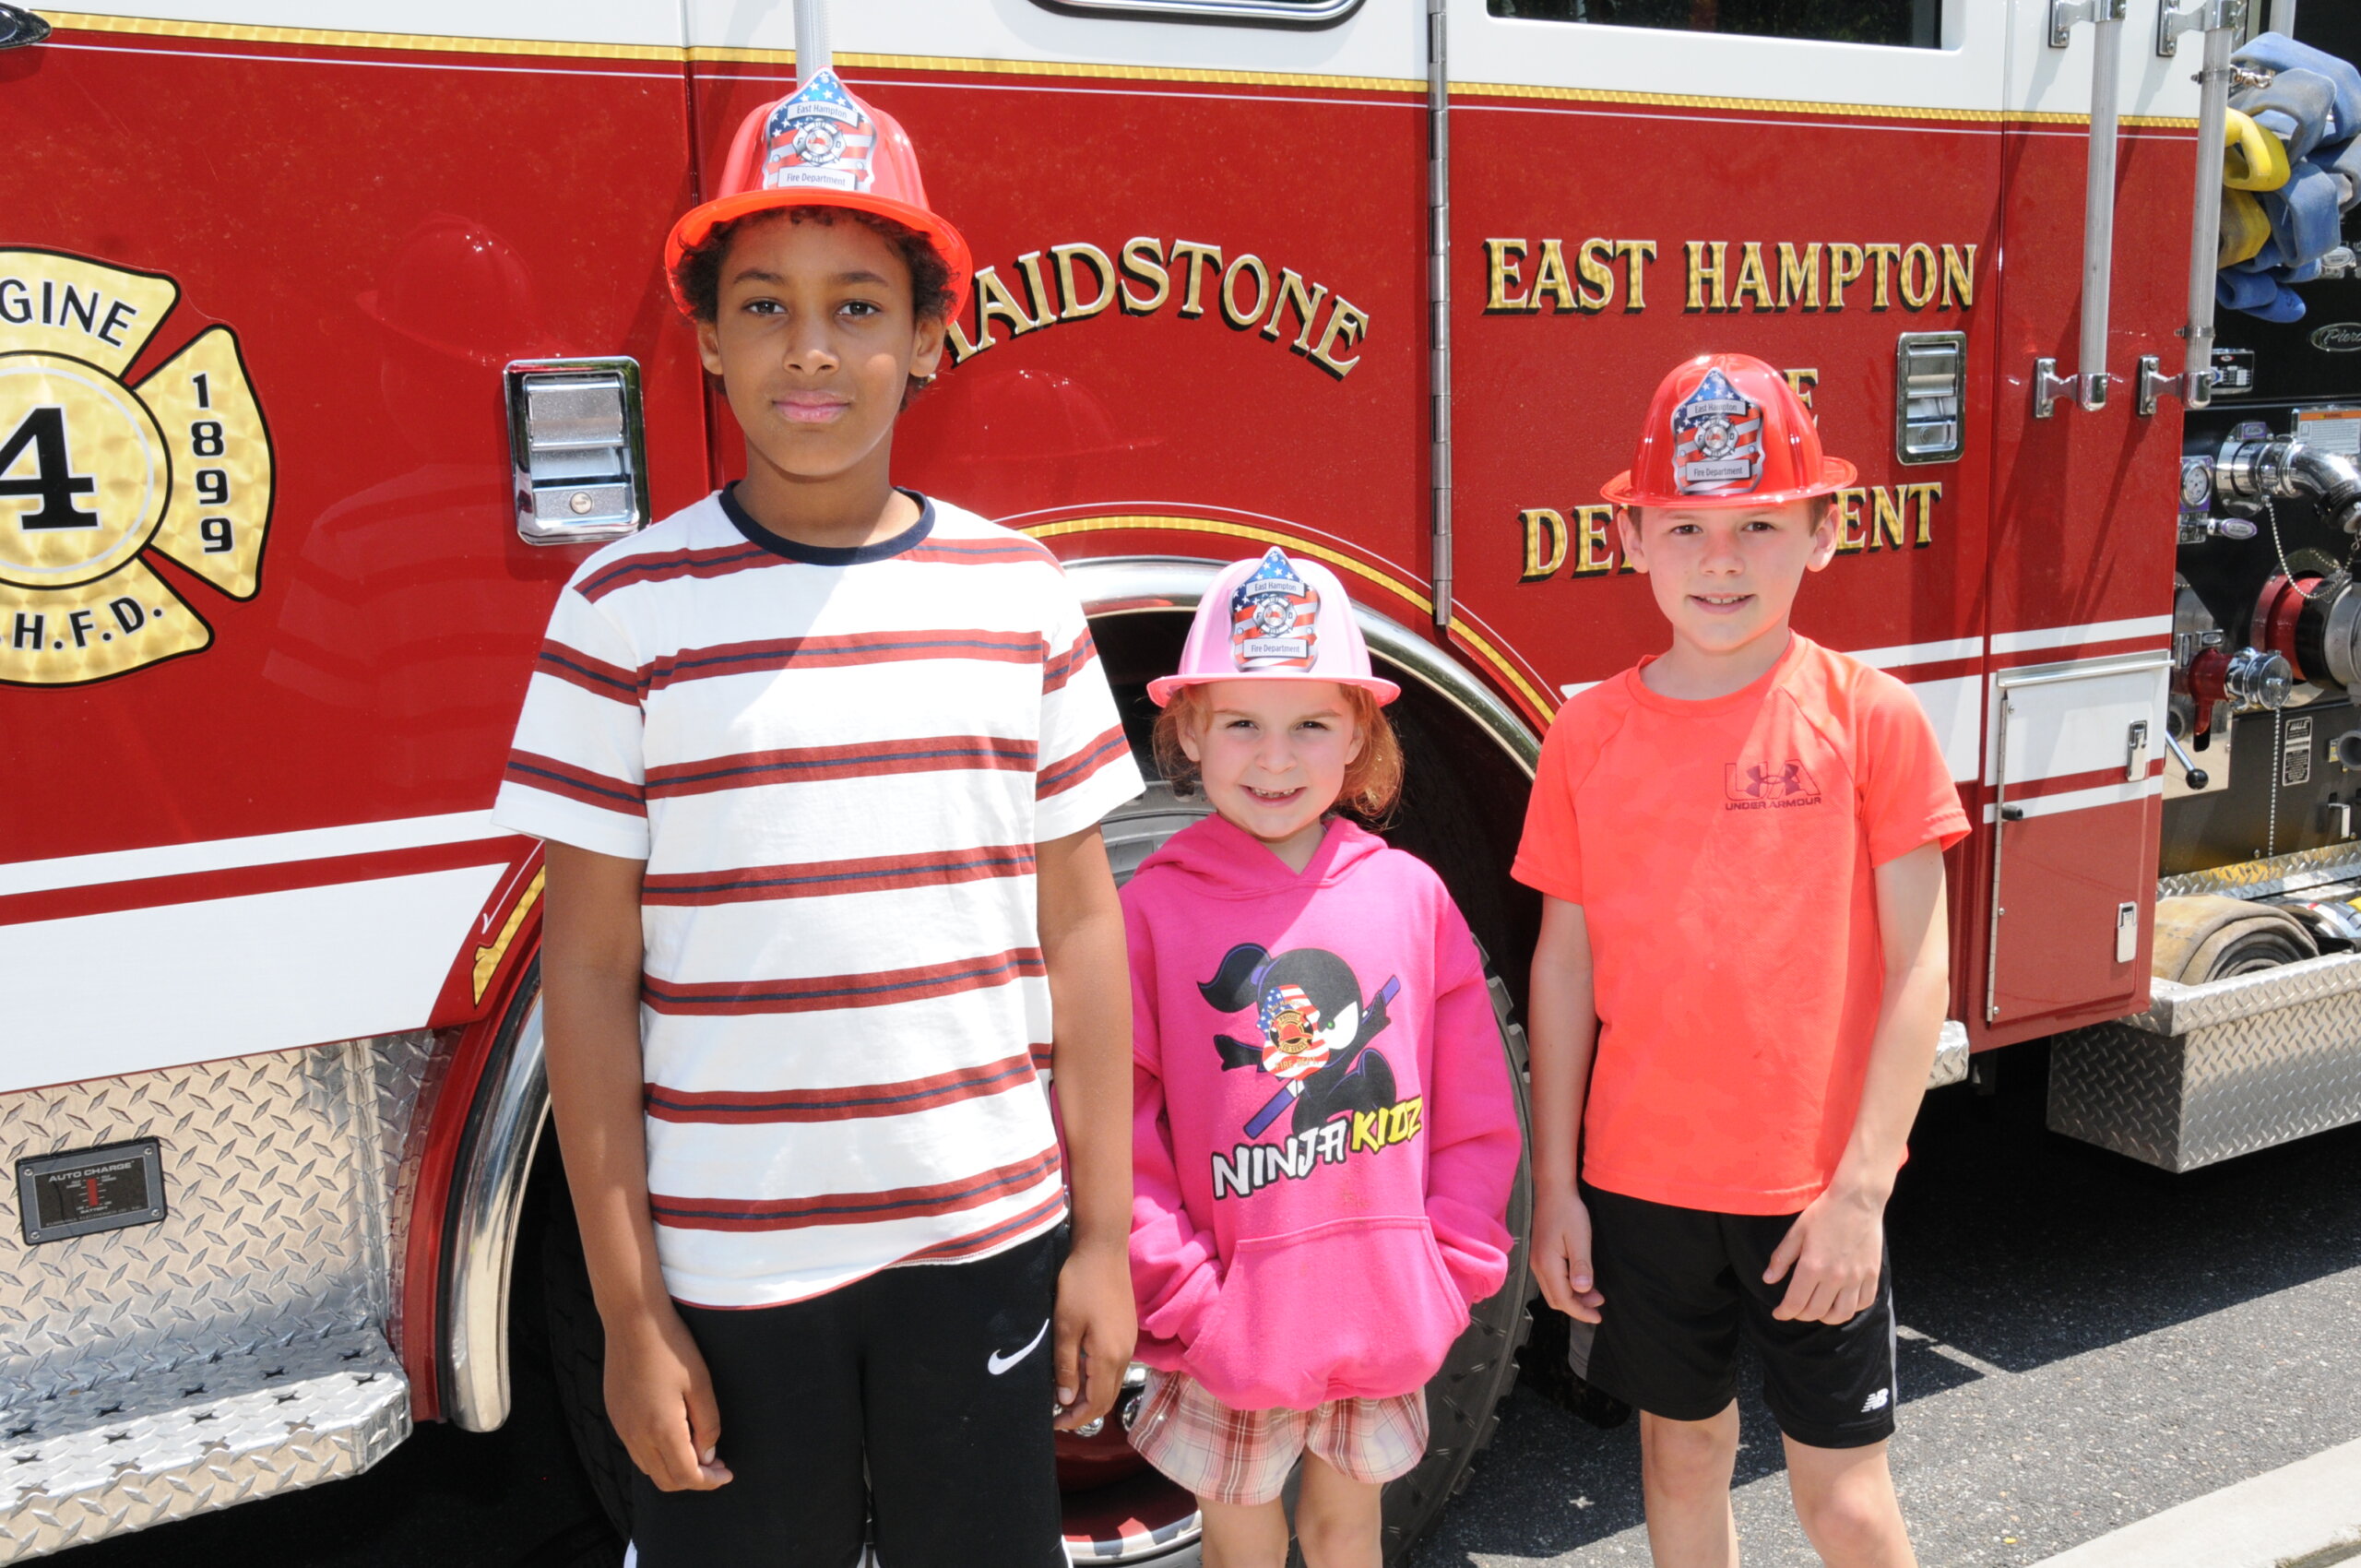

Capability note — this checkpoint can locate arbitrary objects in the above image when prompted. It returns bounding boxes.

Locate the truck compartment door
[1987,653,2170,1026]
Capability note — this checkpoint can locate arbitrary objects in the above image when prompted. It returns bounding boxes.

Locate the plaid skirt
[1124,1368,1429,1507]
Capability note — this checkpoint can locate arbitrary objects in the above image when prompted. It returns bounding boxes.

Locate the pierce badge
[763,68,878,194]
[1228,546,1319,671]
[0,250,273,686]
[1670,367,1763,495]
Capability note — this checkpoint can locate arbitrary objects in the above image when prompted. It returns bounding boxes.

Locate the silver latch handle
[2125,719,2151,783]
[2158,0,2244,58]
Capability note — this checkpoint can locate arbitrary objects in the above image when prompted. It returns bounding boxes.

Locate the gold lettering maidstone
[948,238,1371,381]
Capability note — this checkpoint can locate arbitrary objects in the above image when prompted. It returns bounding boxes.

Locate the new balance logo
[1861,1386,1891,1413]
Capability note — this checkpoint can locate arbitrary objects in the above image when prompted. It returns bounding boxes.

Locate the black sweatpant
[631,1227,1065,1568]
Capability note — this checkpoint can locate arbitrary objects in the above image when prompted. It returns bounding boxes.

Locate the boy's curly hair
[1151,683,1404,826]
[675,205,955,325]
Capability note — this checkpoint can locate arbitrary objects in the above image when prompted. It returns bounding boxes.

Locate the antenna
[796,0,831,89]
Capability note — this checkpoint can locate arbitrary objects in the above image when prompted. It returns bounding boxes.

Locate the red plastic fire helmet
[1601,353,1856,509]
[664,67,973,321]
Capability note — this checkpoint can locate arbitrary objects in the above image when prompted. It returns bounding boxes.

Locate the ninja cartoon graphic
[1198,944,1401,1137]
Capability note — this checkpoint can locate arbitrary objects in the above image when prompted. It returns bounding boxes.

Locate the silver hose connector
[2216,432,2361,534]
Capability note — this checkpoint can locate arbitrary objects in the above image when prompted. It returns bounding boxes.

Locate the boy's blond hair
[1621,494,1833,531]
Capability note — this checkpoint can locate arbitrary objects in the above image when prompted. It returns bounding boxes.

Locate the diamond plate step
[0,1331,409,1562]
[2049,951,2361,1170]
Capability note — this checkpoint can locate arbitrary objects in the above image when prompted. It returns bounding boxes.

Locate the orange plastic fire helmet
[664,67,973,321]
[1601,353,1857,510]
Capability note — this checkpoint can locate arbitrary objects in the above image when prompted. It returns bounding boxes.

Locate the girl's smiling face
[1178,680,1364,870]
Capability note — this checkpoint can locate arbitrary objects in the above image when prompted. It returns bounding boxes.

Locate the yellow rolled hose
[2223,107,2292,192]
[2219,186,2272,267]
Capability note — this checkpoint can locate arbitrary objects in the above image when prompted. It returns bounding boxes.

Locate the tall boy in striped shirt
[491,71,1143,1568]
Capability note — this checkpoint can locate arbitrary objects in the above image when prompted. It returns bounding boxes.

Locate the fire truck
[5,0,2359,1560]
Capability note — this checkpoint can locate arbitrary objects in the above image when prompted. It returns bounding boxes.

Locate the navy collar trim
[719,484,936,565]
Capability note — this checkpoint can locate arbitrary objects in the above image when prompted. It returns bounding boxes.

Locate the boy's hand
[1530,1182,1606,1324]
[1764,1182,1885,1324]
[605,1304,733,1491]
[1052,1240,1136,1430]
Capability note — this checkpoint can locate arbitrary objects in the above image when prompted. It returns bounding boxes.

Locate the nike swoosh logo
[988,1318,1050,1376]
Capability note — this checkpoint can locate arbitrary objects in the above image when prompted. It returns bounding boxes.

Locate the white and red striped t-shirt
[492,489,1142,1308]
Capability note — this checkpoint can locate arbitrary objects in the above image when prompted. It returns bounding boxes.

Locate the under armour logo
[1725,759,1822,803]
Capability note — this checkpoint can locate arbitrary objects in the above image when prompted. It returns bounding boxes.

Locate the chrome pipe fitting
[2216,431,2361,533]
[2224,647,2294,712]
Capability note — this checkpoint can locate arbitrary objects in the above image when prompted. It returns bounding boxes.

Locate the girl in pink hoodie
[1124,549,1521,1568]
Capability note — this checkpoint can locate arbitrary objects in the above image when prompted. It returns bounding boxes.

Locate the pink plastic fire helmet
[1147,547,1402,707]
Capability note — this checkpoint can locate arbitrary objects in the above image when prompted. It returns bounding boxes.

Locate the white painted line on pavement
[2027,1436,2361,1568]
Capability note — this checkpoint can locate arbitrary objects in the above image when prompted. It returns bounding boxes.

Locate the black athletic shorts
[630,1226,1067,1568]
[1572,1183,1899,1451]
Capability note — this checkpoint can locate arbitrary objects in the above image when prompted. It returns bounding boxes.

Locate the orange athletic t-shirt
[1513,635,1969,1215]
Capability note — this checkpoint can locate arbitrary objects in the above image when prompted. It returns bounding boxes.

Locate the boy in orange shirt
[1515,355,1968,1568]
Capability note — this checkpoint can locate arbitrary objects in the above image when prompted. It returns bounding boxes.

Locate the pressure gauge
[2180,456,2215,512]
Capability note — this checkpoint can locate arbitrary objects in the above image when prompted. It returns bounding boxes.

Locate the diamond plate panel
[2134,951,2361,1032]
[2048,963,2361,1170]
[0,1331,409,1562]
[0,1033,442,1407]
[2156,842,2361,901]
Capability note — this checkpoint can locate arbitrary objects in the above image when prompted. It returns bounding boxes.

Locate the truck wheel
[540,1194,637,1542]
[1377,959,1534,1564]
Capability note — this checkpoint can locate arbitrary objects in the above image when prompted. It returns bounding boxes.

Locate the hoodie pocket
[1186,1216,1469,1411]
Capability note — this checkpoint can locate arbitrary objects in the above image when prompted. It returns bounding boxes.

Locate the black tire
[1519,1306,1633,1431]
[1375,956,1535,1565]
[541,1188,638,1543]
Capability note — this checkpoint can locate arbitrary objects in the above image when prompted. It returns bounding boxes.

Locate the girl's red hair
[1151,683,1403,824]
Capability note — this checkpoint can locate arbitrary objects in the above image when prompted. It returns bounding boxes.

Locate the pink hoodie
[1125,814,1521,1412]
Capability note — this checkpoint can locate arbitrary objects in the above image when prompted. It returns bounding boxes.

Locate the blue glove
[2236,33,2361,147]
[2236,66,2342,161]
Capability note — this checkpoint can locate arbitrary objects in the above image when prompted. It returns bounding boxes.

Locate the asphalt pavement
[52,1039,2361,1568]
[1414,1039,2361,1568]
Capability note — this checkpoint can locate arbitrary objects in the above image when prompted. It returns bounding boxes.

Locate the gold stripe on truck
[36,15,2195,123]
